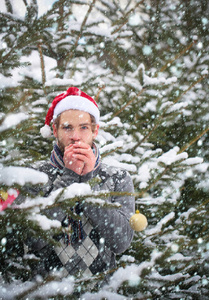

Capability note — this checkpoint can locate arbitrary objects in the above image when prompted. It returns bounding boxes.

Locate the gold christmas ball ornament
[129,210,148,231]
[0,190,8,202]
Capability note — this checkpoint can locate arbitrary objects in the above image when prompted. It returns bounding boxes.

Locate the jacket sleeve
[83,168,135,254]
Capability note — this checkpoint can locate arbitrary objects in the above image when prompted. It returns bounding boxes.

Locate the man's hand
[63,142,96,175]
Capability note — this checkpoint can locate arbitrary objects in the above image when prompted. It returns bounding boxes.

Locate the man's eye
[63,126,72,131]
[81,125,90,130]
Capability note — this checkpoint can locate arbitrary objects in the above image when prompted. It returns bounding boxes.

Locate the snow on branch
[29,214,61,231]
[137,63,177,87]
[0,112,29,132]
[0,164,48,186]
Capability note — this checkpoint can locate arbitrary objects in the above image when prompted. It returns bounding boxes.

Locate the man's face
[53,110,99,153]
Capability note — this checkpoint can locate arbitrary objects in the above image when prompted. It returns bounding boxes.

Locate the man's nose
[71,128,80,140]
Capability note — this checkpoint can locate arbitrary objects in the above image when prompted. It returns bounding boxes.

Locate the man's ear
[93,124,99,139]
[52,123,58,138]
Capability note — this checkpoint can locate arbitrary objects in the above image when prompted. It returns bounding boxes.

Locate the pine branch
[111,0,145,35]
[137,165,170,198]
[15,273,64,300]
[95,84,105,102]
[0,90,32,127]
[57,0,65,32]
[5,0,13,13]
[178,126,209,154]
[101,145,123,158]
[112,87,145,118]
[37,43,46,93]
[63,0,97,70]
[172,73,208,105]
[135,155,197,198]
[0,46,18,65]
[112,46,204,121]
[132,73,208,150]
[111,37,199,126]
[158,39,198,74]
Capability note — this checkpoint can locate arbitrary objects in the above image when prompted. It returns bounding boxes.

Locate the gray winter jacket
[26,156,135,277]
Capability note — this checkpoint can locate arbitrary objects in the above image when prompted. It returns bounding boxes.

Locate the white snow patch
[29,214,61,230]
[0,164,48,186]
[102,157,137,172]
[0,113,29,132]
[100,141,124,155]
[146,212,175,235]
[157,147,188,165]
[29,276,74,298]
[168,253,192,262]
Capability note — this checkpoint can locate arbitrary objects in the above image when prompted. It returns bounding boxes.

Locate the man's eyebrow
[60,122,91,127]
[79,123,91,126]
[60,122,72,127]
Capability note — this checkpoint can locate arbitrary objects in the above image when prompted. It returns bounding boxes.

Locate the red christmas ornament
[0,189,19,211]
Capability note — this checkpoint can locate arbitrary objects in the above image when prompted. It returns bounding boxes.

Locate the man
[29,87,135,278]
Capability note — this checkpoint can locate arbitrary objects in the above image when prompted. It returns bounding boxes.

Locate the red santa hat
[40,87,100,138]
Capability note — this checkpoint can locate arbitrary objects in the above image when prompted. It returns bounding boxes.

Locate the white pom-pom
[40,125,52,138]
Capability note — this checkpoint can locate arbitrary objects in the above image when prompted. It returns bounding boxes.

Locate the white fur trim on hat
[53,95,100,124]
[40,124,52,138]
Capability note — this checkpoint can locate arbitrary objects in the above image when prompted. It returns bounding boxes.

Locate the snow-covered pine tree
[0,0,208,298]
